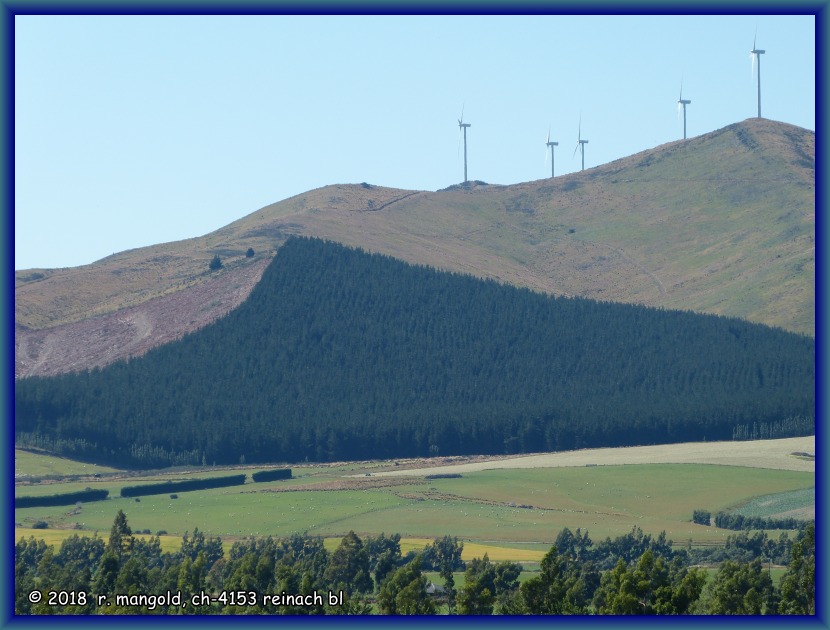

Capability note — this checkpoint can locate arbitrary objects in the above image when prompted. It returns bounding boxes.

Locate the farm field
[731,487,815,521]
[372,435,816,476]
[15,437,814,561]
[15,448,122,479]
[13,527,184,555]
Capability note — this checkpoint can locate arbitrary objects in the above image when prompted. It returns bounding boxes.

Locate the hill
[14,117,815,378]
[15,237,814,469]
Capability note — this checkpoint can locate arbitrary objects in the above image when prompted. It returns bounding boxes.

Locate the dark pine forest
[15,237,814,468]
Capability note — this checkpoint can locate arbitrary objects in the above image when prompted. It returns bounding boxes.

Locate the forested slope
[15,238,814,468]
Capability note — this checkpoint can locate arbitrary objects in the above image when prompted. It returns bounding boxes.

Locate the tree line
[694,508,811,531]
[16,470,291,507]
[15,511,814,615]
[14,489,109,509]
[712,512,807,532]
[15,237,815,468]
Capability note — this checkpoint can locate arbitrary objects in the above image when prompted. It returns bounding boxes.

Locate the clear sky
[14,13,816,270]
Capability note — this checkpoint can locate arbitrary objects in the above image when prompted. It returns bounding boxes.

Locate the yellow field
[323,537,545,563]
[14,528,182,554]
[16,529,544,565]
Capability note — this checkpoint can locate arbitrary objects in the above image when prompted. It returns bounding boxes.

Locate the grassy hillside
[16,238,814,469]
[14,448,121,481]
[15,118,814,345]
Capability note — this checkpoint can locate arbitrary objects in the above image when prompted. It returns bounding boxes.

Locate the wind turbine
[573,117,588,171]
[677,83,691,140]
[458,106,471,183]
[750,32,765,118]
[545,129,558,178]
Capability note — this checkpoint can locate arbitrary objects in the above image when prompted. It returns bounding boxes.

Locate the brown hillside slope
[15,118,814,378]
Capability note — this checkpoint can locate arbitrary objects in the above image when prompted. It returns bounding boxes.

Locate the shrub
[121,474,246,498]
[15,489,109,509]
[251,469,292,483]
[209,255,223,271]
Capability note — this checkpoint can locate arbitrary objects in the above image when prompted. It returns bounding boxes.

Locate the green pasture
[730,487,815,520]
[14,448,122,478]
[429,464,813,521]
[15,461,813,552]
[13,461,325,500]
[15,486,408,538]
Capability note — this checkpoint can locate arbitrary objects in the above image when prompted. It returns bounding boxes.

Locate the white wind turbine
[677,82,691,140]
[750,31,766,118]
[573,116,588,171]
[458,105,471,183]
[545,128,558,178]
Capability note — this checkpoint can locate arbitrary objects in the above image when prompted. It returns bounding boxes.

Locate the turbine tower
[458,107,471,183]
[751,34,765,118]
[677,83,691,140]
[545,129,559,178]
[573,117,588,171]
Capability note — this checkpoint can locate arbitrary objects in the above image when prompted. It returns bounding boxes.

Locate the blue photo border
[2,1,825,628]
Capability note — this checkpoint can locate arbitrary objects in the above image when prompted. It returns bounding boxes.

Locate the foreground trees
[777,523,815,615]
[519,547,599,614]
[701,559,775,615]
[324,531,373,596]
[456,554,522,615]
[15,516,815,616]
[591,551,707,614]
[377,557,435,615]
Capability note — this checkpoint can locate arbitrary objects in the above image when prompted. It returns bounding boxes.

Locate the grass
[16,460,813,555]
[730,488,815,520]
[15,448,121,479]
[431,465,813,521]
[15,442,813,567]
[15,119,814,338]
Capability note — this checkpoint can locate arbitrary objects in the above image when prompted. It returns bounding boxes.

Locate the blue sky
[14,13,816,270]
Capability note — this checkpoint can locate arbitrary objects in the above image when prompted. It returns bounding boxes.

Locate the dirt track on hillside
[369,436,815,477]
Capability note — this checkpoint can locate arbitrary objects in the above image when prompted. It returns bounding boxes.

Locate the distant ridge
[15,117,814,378]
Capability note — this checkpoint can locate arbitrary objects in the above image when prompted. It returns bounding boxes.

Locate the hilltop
[15,117,814,378]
